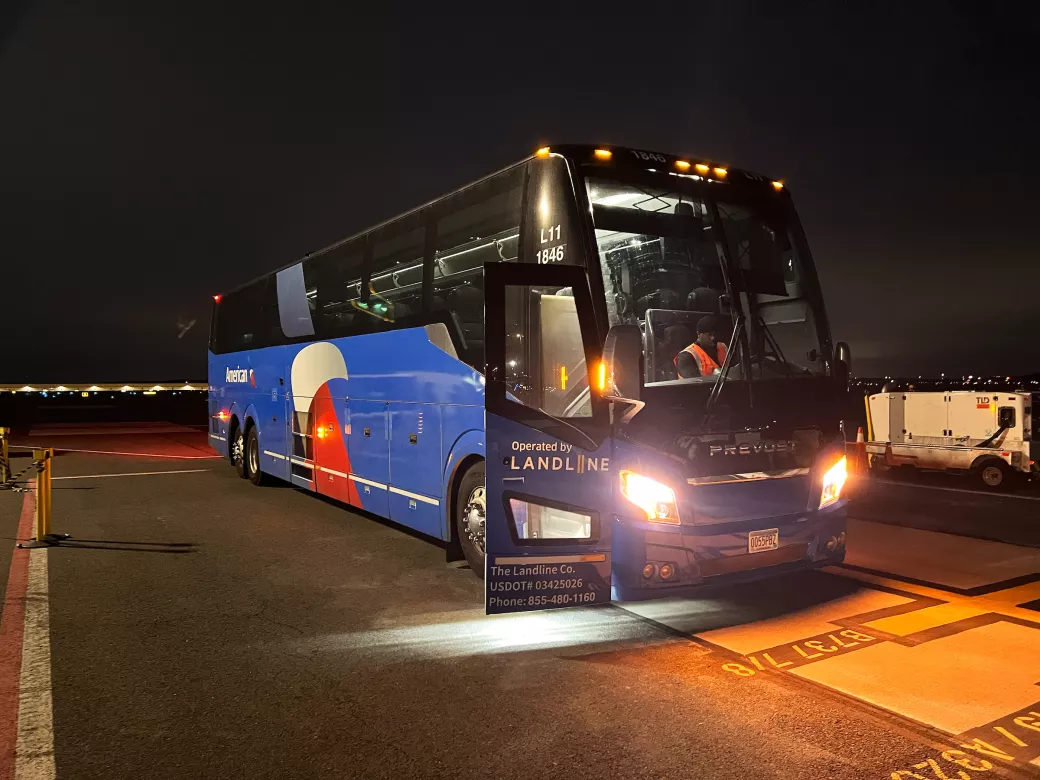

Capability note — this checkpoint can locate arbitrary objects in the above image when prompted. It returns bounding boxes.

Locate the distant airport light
[772,180,784,191]
[695,163,710,175]
[535,146,551,158]
[593,148,612,160]
[675,160,691,172]
[213,294,222,303]
[713,167,728,179]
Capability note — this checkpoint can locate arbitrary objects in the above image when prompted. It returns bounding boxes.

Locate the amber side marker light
[535,146,551,158]
[594,148,612,160]
[695,163,710,174]
[675,160,691,172]
[772,180,784,191]
[713,167,728,179]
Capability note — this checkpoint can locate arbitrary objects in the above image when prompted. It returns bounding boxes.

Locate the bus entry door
[484,262,613,615]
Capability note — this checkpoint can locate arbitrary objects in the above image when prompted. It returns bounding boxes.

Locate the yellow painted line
[828,565,1040,626]
[865,603,990,637]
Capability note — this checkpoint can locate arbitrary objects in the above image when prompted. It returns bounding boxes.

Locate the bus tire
[975,458,1009,490]
[232,422,248,479]
[245,426,266,486]
[455,461,485,579]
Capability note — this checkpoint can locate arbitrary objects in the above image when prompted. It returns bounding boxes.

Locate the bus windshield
[585,175,828,386]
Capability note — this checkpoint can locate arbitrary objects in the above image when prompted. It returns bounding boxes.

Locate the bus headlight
[819,456,847,509]
[620,470,680,524]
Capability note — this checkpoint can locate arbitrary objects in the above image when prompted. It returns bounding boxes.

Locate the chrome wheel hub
[463,484,486,556]
[247,437,258,474]
[232,432,244,465]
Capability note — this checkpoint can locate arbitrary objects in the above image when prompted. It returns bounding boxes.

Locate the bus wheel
[977,459,1009,490]
[246,427,266,486]
[456,462,485,579]
[232,426,247,479]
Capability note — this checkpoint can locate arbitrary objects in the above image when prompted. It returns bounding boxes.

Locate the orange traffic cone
[855,426,867,475]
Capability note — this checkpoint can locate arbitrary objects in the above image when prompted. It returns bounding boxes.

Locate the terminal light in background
[593,148,612,160]
[619,470,680,524]
[819,456,847,509]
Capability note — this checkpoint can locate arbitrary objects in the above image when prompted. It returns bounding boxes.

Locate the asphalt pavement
[1,434,1038,779]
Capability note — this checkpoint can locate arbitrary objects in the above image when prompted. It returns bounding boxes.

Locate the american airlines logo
[226,368,255,386]
[709,441,795,456]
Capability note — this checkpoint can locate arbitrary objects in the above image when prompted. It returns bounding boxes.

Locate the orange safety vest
[675,342,727,377]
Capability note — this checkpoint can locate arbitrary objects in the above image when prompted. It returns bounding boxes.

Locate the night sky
[2,2,1037,382]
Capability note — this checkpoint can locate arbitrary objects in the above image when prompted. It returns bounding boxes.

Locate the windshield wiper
[702,314,746,427]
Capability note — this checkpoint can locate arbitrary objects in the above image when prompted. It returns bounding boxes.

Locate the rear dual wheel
[233,425,266,486]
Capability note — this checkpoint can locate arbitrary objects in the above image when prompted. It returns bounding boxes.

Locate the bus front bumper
[610,500,848,603]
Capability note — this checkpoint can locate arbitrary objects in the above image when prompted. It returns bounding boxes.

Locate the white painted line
[52,469,211,481]
[316,465,349,479]
[878,480,1040,501]
[263,450,286,460]
[495,554,607,565]
[388,485,439,506]
[347,474,387,490]
[15,549,55,780]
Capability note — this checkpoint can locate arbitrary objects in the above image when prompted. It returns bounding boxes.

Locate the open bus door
[484,262,614,615]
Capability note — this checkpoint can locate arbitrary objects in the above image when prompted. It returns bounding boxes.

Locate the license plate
[748,528,779,554]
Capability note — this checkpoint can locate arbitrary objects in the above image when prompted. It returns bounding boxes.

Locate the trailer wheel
[976,459,1009,490]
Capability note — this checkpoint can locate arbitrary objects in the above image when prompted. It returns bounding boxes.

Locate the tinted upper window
[302,241,364,339]
[213,279,267,354]
[430,166,524,370]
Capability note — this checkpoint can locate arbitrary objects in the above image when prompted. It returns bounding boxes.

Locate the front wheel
[455,462,485,579]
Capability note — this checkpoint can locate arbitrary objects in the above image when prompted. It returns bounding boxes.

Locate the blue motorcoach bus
[209,144,850,614]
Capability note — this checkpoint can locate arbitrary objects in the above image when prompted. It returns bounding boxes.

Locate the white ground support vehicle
[865,390,1038,489]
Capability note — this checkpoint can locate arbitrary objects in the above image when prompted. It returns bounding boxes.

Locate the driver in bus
[675,315,728,378]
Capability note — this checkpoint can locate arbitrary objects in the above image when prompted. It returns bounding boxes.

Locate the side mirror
[602,324,643,401]
[602,324,645,424]
[834,341,851,391]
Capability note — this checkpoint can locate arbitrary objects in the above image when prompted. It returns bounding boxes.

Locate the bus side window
[301,241,364,339]
[214,279,266,354]
[431,167,524,370]
[370,223,425,325]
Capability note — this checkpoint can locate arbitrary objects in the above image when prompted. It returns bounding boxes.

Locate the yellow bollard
[20,448,62,548]
[0,427,9,484]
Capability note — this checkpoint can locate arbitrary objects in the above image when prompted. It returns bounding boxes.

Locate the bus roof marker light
[675,160,691,172]
[593,149,612,160]
[713,167,728,179]
[772,180,784,191]
[535,146,551,158]
[213,294,222,303]
[695,164,710,175]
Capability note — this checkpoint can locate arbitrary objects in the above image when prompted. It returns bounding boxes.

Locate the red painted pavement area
[0,484,35,777]
[12,427,219,459]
